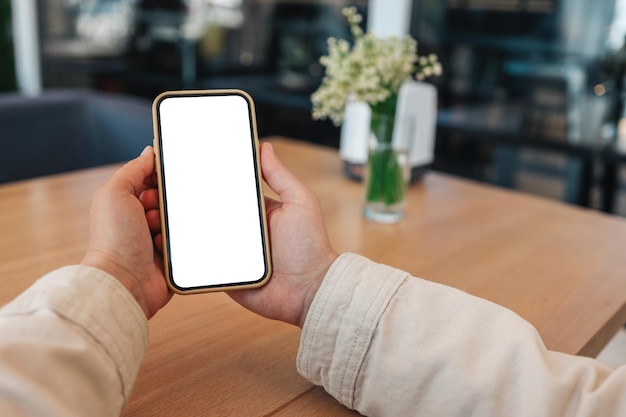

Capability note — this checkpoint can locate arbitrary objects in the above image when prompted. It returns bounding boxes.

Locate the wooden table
[2,137,626,416]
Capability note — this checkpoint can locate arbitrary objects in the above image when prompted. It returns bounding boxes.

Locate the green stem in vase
[366,96,406,206]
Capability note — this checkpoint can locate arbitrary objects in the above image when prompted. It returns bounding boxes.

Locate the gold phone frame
[152,89,271,294]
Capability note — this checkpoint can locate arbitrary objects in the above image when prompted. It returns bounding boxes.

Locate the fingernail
[141,145,153,156]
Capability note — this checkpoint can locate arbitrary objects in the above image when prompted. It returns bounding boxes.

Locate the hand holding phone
[152,90,271,294]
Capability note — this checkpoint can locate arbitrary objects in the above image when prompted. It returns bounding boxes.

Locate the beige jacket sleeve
[0,265,149,417]
[298,253,626,417]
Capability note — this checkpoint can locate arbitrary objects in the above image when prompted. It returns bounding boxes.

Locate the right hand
[227,142,339,327]
[144,142,339,327]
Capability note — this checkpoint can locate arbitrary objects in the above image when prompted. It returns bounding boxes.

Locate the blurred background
[5,0,626,215]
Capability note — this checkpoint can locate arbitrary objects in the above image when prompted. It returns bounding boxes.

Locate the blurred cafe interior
[4,0,626,215]
[4,2,626,413]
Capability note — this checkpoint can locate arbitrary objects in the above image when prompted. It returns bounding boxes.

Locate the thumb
[260,142,310,204]
[108,145,155,196]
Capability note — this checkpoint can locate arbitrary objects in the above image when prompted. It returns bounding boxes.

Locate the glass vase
[363,108,411,223]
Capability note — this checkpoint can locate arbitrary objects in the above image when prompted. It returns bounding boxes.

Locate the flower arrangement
[310,7,442,222]
[311,7,442,125]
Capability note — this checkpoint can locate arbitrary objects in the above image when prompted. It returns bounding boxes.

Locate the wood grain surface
[1,137,625,416]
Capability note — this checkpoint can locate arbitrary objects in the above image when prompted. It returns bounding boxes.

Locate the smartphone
[152,89,271,294]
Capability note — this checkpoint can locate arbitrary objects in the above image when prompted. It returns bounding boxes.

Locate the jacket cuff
[0,265,149,401]
[297,253,408,408]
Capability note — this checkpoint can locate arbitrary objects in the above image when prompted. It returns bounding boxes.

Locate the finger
[146,209,161,233]
[150,170,159,186]
[107,146,155,196]
[263,196,282,216]
[260,142,311,204]
[154,234,163,253]
[140,188,160,211]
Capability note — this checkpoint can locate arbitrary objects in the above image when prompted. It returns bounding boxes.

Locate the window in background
[0,0,15,91]
[37,0,367,145]
[411,0,616,206]
[609,0,626,50]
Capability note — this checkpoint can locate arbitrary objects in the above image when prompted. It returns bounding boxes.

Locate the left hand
[81,146,172,319]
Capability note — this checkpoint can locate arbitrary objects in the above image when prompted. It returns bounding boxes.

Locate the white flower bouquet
[311,7,441,125]
[310,7,442,222]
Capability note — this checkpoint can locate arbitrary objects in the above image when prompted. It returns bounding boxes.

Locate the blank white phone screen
[157,94,268,289]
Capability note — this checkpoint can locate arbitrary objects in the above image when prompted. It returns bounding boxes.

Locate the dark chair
[0,89,153,183]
